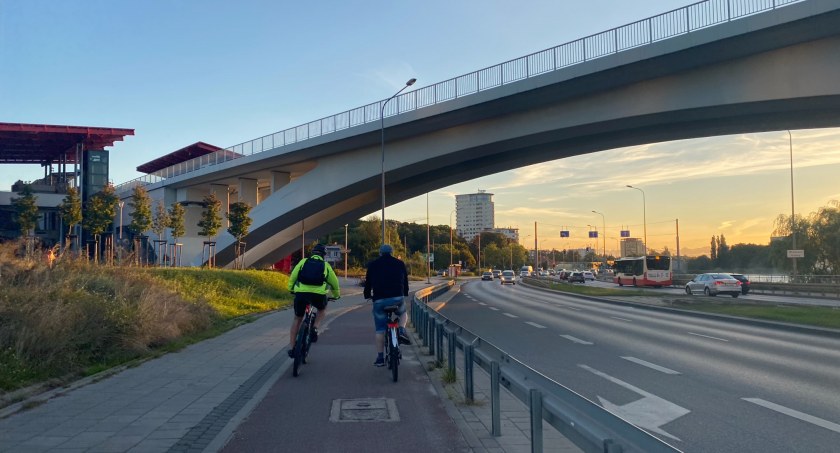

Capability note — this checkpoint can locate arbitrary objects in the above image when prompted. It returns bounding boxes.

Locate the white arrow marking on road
[503,313,519,318]
[560,335,593,345]
[579,364,689,441]
[525,322,546,328]
[622,357,681,375]
[489,307,500,311]
[743,398,840,434]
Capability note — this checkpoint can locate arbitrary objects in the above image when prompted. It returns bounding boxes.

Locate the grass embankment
[531,279,840,330]
[0,244,292,394]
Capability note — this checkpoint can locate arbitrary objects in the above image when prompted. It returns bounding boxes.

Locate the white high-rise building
[455,191,494,241]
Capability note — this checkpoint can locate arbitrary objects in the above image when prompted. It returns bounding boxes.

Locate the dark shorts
[293,292,328,317]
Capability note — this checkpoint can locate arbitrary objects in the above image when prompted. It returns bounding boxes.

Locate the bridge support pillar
[270,171,290,193]
[210,184,230,228]
[238,177,258,207]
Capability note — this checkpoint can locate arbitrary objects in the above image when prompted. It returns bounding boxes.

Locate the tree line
[12,180,838,275]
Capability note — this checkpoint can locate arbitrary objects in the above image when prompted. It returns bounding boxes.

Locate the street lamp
[380,77,417,245]
[344,223,349,279]
[626,185,647,254]
[788,130,798,280]
[118,200,125,240]
[592,210,606,260]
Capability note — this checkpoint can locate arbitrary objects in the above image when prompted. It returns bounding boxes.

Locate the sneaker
[310,327,318,343]
[398,328,411,345]
[398,332,411,345]
[373,357,385,367]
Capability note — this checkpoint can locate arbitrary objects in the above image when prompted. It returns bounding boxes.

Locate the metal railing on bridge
[115,0,803,194]
[411,282,681,453]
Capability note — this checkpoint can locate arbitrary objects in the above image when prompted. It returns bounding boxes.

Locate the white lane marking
[560,335,593,345]
[525,322,546,328]
[560,305,581,311]
[743,398,840,434]
[688,332,729,342]
[503,313,519,318]
[478,302,487,306]
[579,364,689,441]
[488,307,500,311]
[622,356,681,375]
[611,316,633,322]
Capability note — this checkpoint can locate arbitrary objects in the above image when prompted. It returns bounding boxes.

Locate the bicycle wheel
[389,329,399,382]
[301,319,313,364]
[292,321,308,377]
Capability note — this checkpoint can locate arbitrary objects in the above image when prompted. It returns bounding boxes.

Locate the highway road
[437,279,840,452]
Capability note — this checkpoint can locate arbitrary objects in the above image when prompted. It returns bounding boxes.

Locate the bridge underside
[144,3,840,268]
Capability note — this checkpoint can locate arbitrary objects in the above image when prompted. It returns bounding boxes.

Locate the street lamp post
[788,130,797,280]
[344,223,348,279]
[626,185,647,254]
[380,77,417,245]
[592,210,606,261]
[426,192,431,284]
[118,200,125,240]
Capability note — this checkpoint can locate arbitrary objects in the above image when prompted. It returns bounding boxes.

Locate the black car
[729,273,751,294]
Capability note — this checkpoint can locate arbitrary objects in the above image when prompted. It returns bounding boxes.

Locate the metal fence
[115,0,803,194]
[411,283,680,453]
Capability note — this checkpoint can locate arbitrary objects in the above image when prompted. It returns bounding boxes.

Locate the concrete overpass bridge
[116,0,840,268]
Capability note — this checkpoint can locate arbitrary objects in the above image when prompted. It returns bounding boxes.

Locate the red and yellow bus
[613,255,672,287]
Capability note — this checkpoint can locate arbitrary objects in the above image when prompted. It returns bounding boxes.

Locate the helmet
[379,244,393,255]
[312,244,326,256]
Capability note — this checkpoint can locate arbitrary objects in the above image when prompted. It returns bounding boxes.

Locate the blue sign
[588,231,598,238]
[560,231,570,237]
[620,230,630,238]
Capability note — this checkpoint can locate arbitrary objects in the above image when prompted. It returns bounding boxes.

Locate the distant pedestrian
[364,244,410,367]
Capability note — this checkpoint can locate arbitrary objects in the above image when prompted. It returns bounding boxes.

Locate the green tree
[11,184,39,257]
[710,236,717,263]
[82,184,119,262]
[57,186,82,239]
[128,185,152,237]
[227,201,252,269]
[717,234,730,268]
[771,213,816,273]
[11,184,39,237]
[168,202,186,242]
[198,193,223,267]
[151,201,171,266]
[809,200,840,274]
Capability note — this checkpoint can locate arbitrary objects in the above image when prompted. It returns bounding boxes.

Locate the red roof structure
[0,122,134,165]
[136,141,227,174]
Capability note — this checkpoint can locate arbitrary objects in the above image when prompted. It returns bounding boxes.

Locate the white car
[685,273,741,297]
[582,271,595,281]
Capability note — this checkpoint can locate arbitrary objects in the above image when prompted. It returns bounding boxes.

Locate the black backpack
[297,258,326,285]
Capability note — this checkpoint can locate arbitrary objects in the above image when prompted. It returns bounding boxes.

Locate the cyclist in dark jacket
[364,244,410,366]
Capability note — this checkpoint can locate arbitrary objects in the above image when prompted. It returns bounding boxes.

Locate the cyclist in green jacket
[287,244,340,357]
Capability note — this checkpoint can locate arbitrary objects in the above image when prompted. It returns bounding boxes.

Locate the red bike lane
[219,299,470,452]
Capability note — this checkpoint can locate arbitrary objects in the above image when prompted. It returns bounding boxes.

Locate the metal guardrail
[114,0,804,194]
[411,282,680,453]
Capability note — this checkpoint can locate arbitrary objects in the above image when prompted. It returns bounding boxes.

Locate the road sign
[560,230,569,237]
[588,231,598,238]
[787,249,805,258]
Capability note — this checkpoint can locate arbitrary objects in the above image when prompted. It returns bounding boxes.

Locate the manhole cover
[330,398,400,422]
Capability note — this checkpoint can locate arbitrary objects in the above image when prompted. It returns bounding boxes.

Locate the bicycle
[291,296,336,377]
[383,305,402,382]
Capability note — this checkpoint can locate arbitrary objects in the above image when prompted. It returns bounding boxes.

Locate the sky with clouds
[2,0,838,256]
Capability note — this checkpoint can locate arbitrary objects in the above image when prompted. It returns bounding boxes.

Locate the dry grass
[0,240,289,393]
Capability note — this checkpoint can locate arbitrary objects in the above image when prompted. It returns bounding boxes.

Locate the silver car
[500,270,516,285]
[685,273,742,298]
